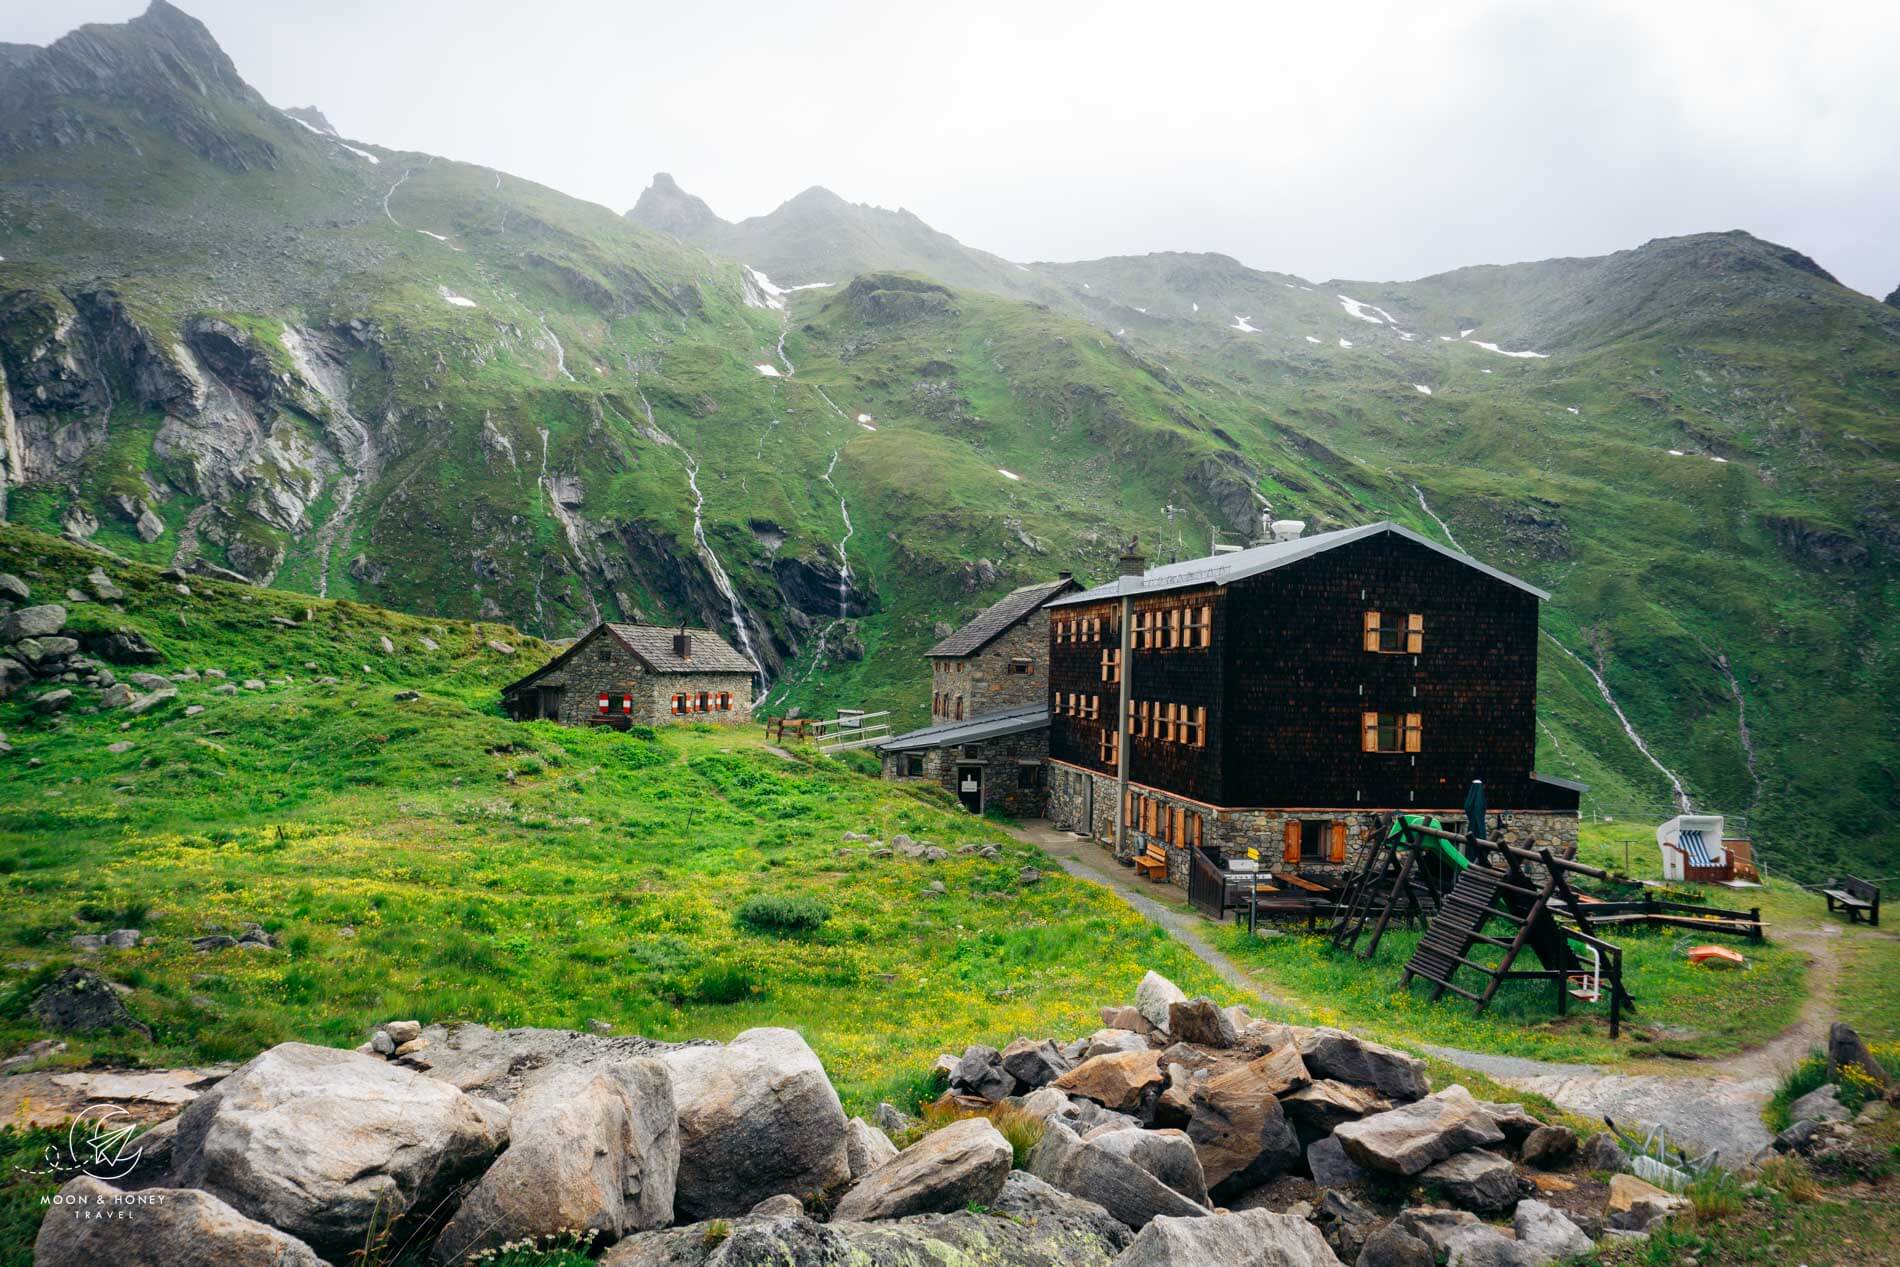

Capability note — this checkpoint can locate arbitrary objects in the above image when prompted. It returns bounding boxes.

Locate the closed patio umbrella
[1462,779,1488,855]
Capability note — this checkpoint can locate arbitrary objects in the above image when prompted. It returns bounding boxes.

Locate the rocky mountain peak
[0,1,279,170]
[283,105,337,136]
[626,171,726,238]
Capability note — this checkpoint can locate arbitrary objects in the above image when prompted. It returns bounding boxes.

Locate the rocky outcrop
[169,1042,507,1259]
[34,1176,326,1267]
[626,172,729,239]
[432,1059,678,1262]
[1419,1148,1522,1214]
[840,273,957,324]
[656,1027,850,1219]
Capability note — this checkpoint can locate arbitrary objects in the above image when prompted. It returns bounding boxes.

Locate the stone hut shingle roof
[928,578,1079,658]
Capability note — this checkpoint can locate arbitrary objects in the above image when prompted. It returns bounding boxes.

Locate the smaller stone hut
[501,622,757,727]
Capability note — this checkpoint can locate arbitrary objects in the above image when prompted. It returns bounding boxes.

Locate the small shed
[501,622,757,727]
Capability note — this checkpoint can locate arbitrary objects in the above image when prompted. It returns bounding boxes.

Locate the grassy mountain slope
[0,525,1229,1107]
[1,4,1895,880]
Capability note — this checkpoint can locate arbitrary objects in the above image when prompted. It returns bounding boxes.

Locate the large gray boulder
[1356,1220,1434,1267]
[1443,1223,1543,1267]
[1789,1083,1850,1123]
[411,1022,686,1100]
[845,1116,900,1177]
[1136,970,1188,1034]
[1002,1036,1073,1089]
[1513,1199,1594,1262]
[1167,998,1238,1048]
[1293,1028,1429,1101]
[950,1043,1015,1099]
[1114,1209,1343,1266]
[1027,1119,1208,1229]
[1184,1054,1303,1193]
[168,1042,506,1260]
[656,1027,850,1218]
[1419,1148,1522,1214]
[432,1059,678,1262]
[1,603,66,641]
[1828,1021,1891,1087]
[1334,1085,1504,1176]
[601,1170,1132,1266]
[1088,1126,1209,1204]
[1282,1079,1388,1136]
[1393,1207,1479,1256]
[832,1117,1012,1221]
[1307,1134,1369,1188]
[34,1176,326,1267]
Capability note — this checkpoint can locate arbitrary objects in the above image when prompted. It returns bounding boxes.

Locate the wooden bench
[1823,876,1880,926]
[1133,841,1170,882]
[1274,870,1330,894]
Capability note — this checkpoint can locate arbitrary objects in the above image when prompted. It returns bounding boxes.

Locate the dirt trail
[1009,819,1858,1161]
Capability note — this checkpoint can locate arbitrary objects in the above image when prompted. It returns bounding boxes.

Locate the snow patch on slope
[1230,315,1259,333]
[438,287,477,308]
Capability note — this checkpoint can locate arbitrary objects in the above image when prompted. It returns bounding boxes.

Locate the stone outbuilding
[878,575,1078,814]
[501,622,757,727]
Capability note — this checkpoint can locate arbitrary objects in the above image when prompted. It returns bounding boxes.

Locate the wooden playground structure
[1318,815,1768,1038]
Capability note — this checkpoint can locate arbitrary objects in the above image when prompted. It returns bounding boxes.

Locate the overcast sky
[8,0,1898,297]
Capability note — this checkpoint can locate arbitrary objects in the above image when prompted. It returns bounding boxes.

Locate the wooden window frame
[1099,728,1118,765]
[954,697,964,721]
[1007,657,1034,675]
[717,692,732,712]
[1101,648,1121,684]
[1364,610,1423,655]
[1166,606,1183,650]
[671,694,687,716]
[1360,710,1421,754]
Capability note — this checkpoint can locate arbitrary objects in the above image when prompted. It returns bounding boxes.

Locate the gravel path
[1008,819,1849,1161]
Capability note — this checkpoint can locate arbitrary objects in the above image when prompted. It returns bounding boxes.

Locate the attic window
[1008,658,1033,675]
[598,644,613,662]
[1363,611,1423,655]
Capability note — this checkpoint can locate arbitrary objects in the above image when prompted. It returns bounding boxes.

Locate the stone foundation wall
[1046,760,1579,890]
[881,727,1050,818]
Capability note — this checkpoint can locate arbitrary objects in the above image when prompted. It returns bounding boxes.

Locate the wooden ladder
[1402,865,1550,1010]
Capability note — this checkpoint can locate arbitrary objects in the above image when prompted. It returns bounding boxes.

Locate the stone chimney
[1118,538,1146,578]
[673,629,693,659]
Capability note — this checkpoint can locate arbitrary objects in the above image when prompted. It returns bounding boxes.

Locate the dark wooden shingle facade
[1045,524,1580,881]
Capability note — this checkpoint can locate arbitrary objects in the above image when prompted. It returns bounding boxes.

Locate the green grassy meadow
[0,527,1232,1114]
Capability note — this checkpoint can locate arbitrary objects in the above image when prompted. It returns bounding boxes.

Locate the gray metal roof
[1047,522,1549,606]
[929,577,1079,657]
[878,705,1050,752]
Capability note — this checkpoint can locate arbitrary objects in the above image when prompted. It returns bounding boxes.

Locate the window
[717,692,732,711]
[698,691,710,712]
[1132,610,1153,649]
[1124,791,1203,849]
[1156,702,1176,743]
[1361,711,1422,753]
[598,644,613,662]
[1099,728,1118,765]
[1166,606,1183,649]
[671,694,687,715]
[1017,763,1044,789]
[1008,658,1033,675]
[1181,705,1206,748]
[1184,604,1212,648]
[1087,694,1101,721]
[1130,699,1148,738]
[1363,610,1424,655]
[904,753,925,777]
[1284,820,1349,864]
[1101,648,1121,684]
[954,696,964,720]
[1054,617,1069,644]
